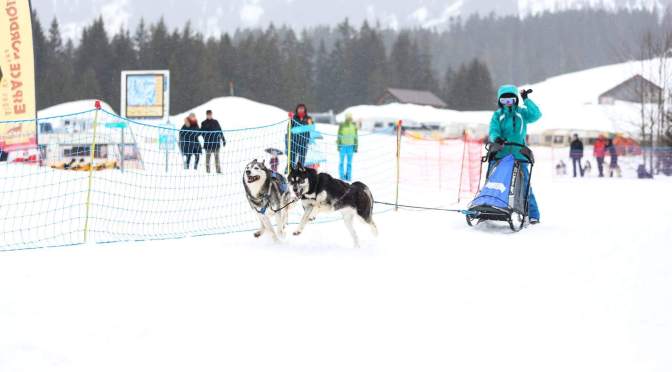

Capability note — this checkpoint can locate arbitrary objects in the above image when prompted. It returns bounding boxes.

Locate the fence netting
[0,110,482,251]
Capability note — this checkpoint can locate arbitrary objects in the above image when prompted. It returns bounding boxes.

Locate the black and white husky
[288,164,378,247]
[243,159,293,242]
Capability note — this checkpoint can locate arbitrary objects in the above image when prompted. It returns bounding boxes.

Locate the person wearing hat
[488,85,542,224]
[200,109,225,174]
[337,112,359,181]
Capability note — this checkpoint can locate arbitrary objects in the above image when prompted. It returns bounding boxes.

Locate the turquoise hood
[497,84,519,98]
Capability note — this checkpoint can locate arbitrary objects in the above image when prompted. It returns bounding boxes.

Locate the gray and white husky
[243,159,293,242]
[288,163,378,247]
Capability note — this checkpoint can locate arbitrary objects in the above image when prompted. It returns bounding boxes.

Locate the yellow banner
[0,0,37,151]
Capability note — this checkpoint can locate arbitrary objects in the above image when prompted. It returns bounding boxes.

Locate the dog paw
[293,230,302,236]
[254,231,263,238]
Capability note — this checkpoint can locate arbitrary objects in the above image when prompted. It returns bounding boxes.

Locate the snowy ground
[2,143,672,371]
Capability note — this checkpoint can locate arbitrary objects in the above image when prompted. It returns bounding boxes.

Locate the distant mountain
[33,0,670,41]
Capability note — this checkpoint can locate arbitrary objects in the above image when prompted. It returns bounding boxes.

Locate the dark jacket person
[179,114,203,170]
[569,134,584,177]
[201,110,225,174]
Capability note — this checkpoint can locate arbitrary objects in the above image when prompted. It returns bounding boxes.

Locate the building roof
[598,74,662,100]
[382,88,447,108]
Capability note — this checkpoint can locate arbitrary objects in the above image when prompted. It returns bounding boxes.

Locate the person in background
[179,113,202,170]
[337,112,359,181]
[488,85,542,224]
[201,109,225,174]
[289,103,312,169]
[606,138,621,177]
[569,133,584,177]
[593,134,607,177]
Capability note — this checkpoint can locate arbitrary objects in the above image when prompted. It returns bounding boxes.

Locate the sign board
[158,123,176,151]
[0,0,37,152]
[120,70,170,122]
[105,121,128,129]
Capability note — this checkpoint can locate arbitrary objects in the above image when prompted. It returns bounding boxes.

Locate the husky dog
[243,159,294,242]
[288,163,377,247]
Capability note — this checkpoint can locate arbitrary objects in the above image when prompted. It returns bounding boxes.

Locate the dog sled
[465,142,535,232]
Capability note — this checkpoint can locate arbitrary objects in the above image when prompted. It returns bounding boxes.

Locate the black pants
[596,157,604,177]
[572,157,584,177]
[185,154,200,170]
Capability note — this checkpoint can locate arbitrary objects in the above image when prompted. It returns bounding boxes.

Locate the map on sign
[125,74,165,119]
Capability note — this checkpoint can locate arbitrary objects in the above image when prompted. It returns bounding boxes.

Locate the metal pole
[395,120,402,212]
[457,131,467,203]
[287,114,293,173]
[28,0,41,166]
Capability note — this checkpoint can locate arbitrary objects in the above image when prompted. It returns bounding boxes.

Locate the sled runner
[465,142,535,232]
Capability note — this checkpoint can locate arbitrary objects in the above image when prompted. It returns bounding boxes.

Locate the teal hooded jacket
[489,85,542,160]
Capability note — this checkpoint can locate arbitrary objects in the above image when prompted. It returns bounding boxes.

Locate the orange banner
[0,0,37,151]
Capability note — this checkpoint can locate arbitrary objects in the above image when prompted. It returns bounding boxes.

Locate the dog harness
[245,172,290,215]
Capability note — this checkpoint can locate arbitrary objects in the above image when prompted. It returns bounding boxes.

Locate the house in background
[378,88,447,108]
[598,74,663,104]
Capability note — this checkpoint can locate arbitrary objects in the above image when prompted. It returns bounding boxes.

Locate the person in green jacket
[488,85,542,223]
[337,113,359,181]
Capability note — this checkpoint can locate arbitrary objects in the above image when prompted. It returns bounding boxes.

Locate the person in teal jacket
[488,84,542,223]
[337,113,359,181]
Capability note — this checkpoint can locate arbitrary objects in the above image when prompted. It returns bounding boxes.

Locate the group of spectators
[569,134,620,178]
[179,103,360,181]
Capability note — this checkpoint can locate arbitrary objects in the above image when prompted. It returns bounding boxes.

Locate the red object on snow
[95,100,101,110]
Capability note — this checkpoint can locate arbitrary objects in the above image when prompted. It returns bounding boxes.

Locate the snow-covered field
[1,135,671,371]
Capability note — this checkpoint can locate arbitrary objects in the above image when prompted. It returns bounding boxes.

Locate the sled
[465,142,534,232]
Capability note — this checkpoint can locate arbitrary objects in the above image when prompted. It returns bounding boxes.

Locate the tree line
[31,7,668,115]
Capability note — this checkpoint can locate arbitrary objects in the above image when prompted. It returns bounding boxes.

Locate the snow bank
[523,58,669,135]
[38,100,115,119]
[171,97,288,130]
[527,58,669,106]
[526,101,642,136]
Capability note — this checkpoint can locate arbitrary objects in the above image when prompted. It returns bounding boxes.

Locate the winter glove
[495,137,506,145]
[354,146,358,153]
[520,89,533,100]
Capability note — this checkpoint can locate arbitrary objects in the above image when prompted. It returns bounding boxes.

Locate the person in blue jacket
[488,84,542,224]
